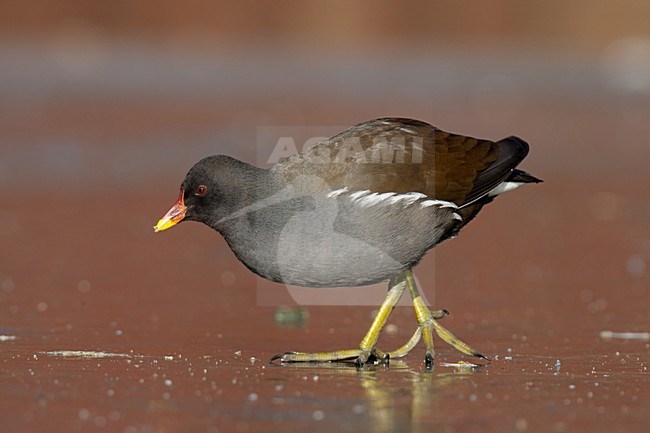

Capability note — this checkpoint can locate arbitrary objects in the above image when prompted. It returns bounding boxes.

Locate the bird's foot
[270,348,389,366]
[269,309,454,366]
[424,317,490,363]
[413,299,489,366]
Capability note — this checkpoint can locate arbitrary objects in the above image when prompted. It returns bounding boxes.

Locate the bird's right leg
[271,275,407,366]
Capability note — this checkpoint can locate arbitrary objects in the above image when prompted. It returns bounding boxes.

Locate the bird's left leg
[373,308,448,360]
[402,269,488,366]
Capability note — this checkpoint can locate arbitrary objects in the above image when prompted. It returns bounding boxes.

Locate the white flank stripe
[452,213,463,221]
[349,190,371,200]
[340,189,461,210]
[400,192,427,205]
[327,187,349,198]
[439,201,458,209]
[376,192,397,201]
[386,195,405,205]
[356,192,381,207]
[420,199,458,209]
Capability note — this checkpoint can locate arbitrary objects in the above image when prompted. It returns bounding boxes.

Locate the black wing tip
[498,137,543,184]
[497,135,530,161]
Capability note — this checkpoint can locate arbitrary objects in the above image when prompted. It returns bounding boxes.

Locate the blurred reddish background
[3,0,650,46]
[2,0,650,186]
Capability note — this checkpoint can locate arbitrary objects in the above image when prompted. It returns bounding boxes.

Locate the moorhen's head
[154,155,247,232]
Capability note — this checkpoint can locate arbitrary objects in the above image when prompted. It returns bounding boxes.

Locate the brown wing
[273,118,523,206]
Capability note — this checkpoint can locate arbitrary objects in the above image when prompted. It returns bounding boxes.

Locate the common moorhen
[154,118,541,366]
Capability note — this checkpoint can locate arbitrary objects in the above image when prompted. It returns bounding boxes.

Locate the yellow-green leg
[270,268,487,366]
[271,276,407,366]
[373,308,448,360]
[402,269,488,366]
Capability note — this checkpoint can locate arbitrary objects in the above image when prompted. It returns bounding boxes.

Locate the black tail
[462,136,530,205]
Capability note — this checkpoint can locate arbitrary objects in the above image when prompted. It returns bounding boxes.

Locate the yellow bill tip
[154,187,187,233]
[153,216,180,233]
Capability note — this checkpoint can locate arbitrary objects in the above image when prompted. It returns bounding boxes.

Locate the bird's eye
[195,185,207,196]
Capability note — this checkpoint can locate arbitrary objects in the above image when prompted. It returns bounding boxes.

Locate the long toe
[270,349,365,363]
[269,351,297,363]
[431,319,485,358]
